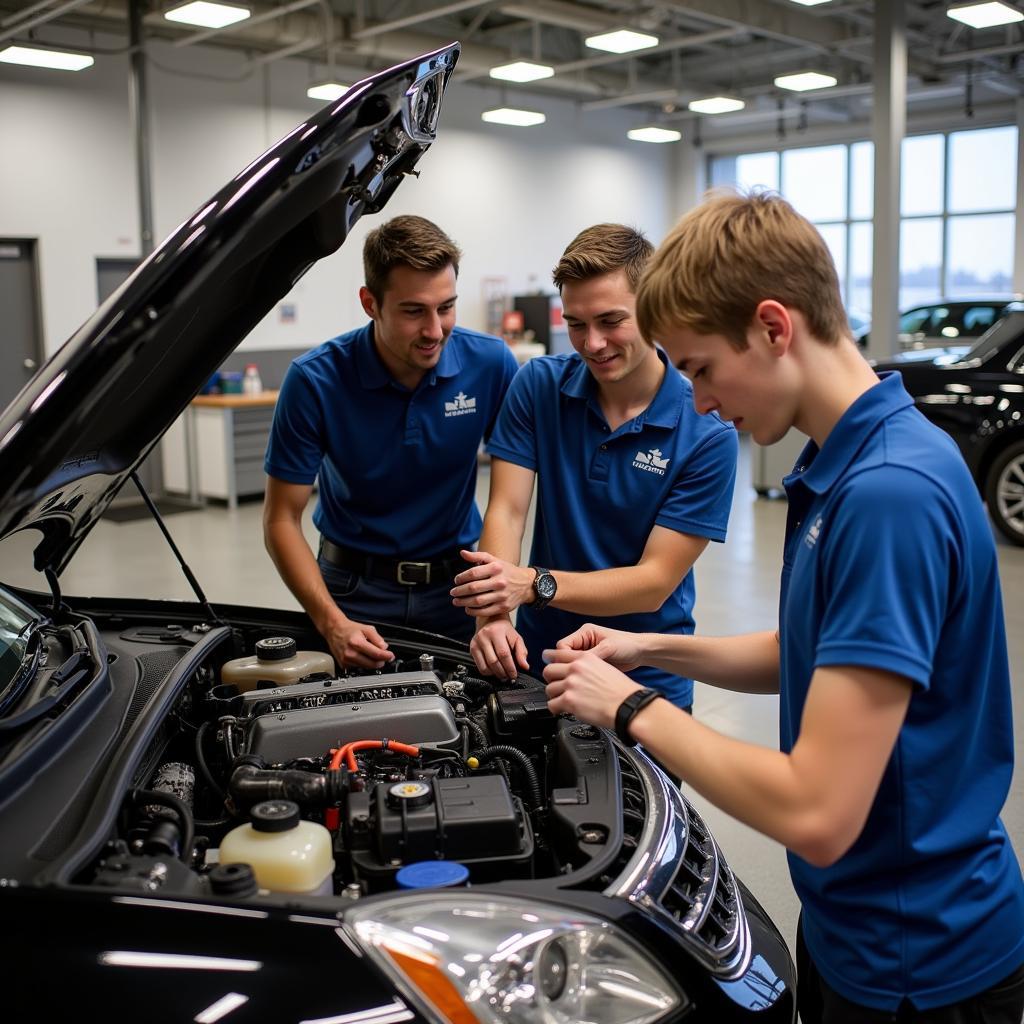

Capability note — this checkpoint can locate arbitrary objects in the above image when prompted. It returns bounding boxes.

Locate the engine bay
[75,617,634,903]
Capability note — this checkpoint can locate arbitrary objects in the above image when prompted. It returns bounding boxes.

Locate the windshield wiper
[0,625,94,736]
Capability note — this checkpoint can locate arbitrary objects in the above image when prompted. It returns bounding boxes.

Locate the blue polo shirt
[487,350,737,707]
[780,372,1024,1011]
[265,324,519,557]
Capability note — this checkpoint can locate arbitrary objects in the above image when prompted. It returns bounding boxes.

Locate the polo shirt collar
[559,348,686,430]
[354,322,464,390]
[797,371,916,495]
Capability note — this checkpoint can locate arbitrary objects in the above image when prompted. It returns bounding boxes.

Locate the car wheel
[985,440,1024,546]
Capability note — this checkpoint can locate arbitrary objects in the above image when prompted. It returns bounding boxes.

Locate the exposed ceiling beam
[0,0,91,46]
[497,0,619,33]
[352,0,493,41]
[172,0,323,49]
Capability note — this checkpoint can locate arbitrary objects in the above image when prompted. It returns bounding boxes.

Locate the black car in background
[875,306,1024,545]
[860,296,1020,352]
[0,45,795,1023]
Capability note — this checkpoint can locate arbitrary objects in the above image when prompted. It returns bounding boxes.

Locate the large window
[709,125,1018,318]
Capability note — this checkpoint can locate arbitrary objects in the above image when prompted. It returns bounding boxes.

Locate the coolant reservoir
[219,800,334,895]
[221,636,334,692]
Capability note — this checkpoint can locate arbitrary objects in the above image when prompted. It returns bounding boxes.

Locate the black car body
[874,307,1024,545]
[0,45,795,1023]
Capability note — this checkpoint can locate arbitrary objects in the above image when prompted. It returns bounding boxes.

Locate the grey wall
[0,34,676,358]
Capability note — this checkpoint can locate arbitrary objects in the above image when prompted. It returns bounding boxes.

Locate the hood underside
[0,43,459,576]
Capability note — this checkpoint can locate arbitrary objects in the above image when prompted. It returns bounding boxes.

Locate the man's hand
[321,614,394,670]
[470,619,530,680]
[543,648,641,729]
[450,549,535,617]
[555,623,646,672]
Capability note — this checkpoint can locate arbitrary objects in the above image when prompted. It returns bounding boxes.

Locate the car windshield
[0,587,42,706]
[961,312,1024,365]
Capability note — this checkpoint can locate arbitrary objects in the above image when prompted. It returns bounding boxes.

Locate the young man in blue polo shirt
[263,215,518,669]
[543,192,1024,1021]
[449,223,737,710]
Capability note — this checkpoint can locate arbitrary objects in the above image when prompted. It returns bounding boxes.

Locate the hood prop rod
[130,471,223,626]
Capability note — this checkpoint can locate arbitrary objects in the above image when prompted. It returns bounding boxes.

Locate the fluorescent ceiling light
[164,1,251,28]
[489,61,554,83]
[307,81,348,101]
[585,29,659,53]
[0,45,93,71]
[627,126,681,144]
[482,107,546,126]
[788,0,833,6]
[688,95,746,114]
[774,70,838,92]
[946,2,1024,27]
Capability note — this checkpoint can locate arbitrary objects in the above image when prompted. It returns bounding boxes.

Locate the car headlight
[346,894,683,1024]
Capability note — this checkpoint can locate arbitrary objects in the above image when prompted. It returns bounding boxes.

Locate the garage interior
[2,0,1024,982]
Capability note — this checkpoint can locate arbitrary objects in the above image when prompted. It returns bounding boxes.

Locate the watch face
[536,572,557,600]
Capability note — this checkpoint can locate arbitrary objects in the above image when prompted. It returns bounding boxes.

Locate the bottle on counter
[242,363,263,395]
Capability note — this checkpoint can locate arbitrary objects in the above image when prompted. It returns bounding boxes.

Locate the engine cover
[245,694,460,762]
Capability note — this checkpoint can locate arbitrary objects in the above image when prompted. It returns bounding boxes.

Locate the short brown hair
[636,190,848,350]
[363,215,461,301]
[552,223,654,292]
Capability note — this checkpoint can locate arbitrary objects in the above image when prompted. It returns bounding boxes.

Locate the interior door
[0,239,44,414]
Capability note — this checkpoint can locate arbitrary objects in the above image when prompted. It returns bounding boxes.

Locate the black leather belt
[319,538,465,586]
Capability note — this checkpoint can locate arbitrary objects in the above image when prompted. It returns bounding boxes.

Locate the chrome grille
[605,744,750,978]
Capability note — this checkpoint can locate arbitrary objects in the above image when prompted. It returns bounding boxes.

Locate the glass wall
[708,125,1018,319]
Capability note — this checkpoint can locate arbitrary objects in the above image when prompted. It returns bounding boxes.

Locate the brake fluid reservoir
[219,800,334,895]
[221,636,334,692]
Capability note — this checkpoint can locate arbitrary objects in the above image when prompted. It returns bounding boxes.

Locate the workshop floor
[5,435,1022,963]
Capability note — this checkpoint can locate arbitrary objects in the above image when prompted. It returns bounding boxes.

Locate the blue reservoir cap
[396,861,470,890]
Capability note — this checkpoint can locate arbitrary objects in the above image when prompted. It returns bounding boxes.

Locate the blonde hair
[553,223,654,292]
[636,190,847,350]
[363,215,461,301]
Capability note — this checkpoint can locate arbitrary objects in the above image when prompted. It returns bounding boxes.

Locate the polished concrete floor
[2,437,1021,962]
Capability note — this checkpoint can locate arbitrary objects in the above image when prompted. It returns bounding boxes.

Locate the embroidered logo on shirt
[633,448,670,475]
[805,515,823,548]
[444,391,477,417]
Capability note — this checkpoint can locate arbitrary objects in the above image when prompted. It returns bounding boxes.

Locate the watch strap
[614,687,662,746]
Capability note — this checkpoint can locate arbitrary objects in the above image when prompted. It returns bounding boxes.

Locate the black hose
[471,744,543,810]
[228,761,343,808]
[131,788,195,865]
[456,716,488,750]
[195,721,226,800]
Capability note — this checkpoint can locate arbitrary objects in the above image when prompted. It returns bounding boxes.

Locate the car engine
[89,628,632,901]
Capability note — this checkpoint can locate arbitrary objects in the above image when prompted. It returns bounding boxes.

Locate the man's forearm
[639,629,781,694]
[548,564,677,617]
[264,520,347,633]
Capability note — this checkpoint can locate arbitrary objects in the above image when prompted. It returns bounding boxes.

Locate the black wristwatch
[530,566,557,610]
[614,687,663,746]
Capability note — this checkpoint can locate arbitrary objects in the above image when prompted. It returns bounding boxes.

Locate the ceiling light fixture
[585,29,659,53]
[788,0,833,6]
[482,107,546,127]
[489,60,554,83]
[306,81,348,101]
[774,70,838,92]
[0,45,94,71]
[946,2,1024,27]
[687,95,746,114]
[627,126,682,144]
[164,1,251,29]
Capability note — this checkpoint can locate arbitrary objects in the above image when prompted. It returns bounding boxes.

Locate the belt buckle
[397,560,430,585]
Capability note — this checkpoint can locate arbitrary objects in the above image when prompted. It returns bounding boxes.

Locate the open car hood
[0,43,459,575]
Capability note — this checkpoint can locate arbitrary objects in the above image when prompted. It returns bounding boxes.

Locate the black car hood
[0,43,459,576]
